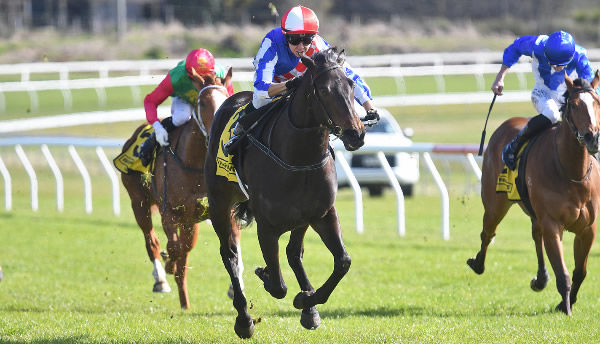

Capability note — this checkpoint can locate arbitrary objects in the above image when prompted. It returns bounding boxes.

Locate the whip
[478,94,497,156]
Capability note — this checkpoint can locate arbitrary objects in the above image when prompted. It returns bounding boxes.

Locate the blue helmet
[544,30,575,66]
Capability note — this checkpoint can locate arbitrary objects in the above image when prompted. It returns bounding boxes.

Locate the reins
[552,129,593,184]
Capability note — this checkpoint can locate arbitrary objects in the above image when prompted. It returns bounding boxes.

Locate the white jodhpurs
[531,84,564,124]
[170,96,195,127]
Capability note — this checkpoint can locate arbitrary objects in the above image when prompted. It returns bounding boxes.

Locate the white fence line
[1,137,482,240]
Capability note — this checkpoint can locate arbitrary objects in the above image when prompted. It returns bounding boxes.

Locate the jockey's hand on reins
[361,108,380,127]
[285,76,304,89]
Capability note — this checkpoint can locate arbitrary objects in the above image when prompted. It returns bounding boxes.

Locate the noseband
[305,64,346,137]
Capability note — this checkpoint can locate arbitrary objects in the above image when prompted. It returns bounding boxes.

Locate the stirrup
[223,134,241,156]
[501,142,518,170]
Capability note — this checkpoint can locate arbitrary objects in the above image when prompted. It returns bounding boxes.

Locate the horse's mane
[560,78,592,113]
[311,47,345,67]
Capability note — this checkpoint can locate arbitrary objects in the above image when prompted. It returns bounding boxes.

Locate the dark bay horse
[468,72,600,315]
[120,70,244,310]
[204,48,366,338]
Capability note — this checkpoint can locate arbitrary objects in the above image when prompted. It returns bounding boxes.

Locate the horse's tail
[233,201,254,229]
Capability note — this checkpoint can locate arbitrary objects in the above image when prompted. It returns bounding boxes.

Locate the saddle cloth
[496,138,534,202]
[113,124,154,174]
[215,104,247,182]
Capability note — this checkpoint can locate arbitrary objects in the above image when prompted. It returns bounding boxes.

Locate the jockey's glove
[285,76,303,89]
[362,108,380,127]
[153,121,170,146]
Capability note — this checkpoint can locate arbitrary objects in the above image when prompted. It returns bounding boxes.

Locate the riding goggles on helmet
[286,34,314,46]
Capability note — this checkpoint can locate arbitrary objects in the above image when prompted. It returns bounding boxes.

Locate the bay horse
[468,71,600,315]
[204,48,366,338]
[120,69,244,310]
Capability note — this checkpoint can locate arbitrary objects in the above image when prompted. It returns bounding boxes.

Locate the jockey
[492,30,600,170]
[138,48,234,166]
[223,5,379,154]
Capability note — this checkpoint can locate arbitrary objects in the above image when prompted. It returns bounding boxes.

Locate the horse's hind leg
[210,197,253,338]
[569,225,596,310]
[467,195,511,274]
[530,220,549,291]
[122,174,170,293]
[286,226,320,330]
[293,207,351,313]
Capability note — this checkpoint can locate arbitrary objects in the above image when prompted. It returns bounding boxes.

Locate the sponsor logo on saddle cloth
[113,124,154,174]
[496,141,531,201]
[216,104,247,182]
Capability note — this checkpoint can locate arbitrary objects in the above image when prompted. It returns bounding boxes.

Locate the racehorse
[204,48,366,338]
[468,71,600,315]
[120,69,244,310]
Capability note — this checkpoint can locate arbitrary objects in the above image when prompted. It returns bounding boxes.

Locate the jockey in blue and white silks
[491,30,600,170]
[223,5,379,154]
[251,28,373,109]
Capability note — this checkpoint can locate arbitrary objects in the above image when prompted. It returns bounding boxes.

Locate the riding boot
[223,102,257,155]
[139,133,157,167]
[502,114,552,170]
[139,117,177,167]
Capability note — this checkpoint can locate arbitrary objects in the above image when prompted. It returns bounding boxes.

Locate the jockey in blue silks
[223,5,379,154]
[492,30,600,170]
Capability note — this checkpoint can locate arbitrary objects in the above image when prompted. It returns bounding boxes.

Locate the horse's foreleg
[570,226,595,309]
[294,208,350,311]
[286,226,320,330]
[467,199,511,274]
[256,223,287,299]
[172,222,199,310]
[530,221,549,291]
[542,227,572,315]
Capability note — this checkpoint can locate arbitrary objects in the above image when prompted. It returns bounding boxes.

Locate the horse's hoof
[300,306,321,330]
[234,316,255,339]
[466,257,484,274]
[555,301,572,315]
[530,275,548,292]
[153,281,171,293]
[255,266,269,282]
[293,291,312,310]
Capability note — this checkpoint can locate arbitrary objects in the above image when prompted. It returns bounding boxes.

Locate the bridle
[562,87,597,145]
[304,64,347,137]
[555,86,598,183]
[193,84,228,145]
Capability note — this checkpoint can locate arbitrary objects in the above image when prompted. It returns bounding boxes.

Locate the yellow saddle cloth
[113,124,154,174]
[495,142,529,201]
[215,104,247,183]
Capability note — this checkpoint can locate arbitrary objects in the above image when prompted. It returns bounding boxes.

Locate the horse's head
[300,48,366,151]
[193,67,232,134]
[563,71,600,154]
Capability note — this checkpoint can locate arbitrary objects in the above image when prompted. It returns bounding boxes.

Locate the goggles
[286,34,314,46]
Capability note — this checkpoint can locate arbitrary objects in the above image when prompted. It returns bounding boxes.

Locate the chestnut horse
[120,70,244,310]
[468,72,600,315]
[204,48,366,338]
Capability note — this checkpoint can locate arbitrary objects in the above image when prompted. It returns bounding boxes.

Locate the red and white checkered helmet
[185,48,215,77]
[281,5,319,35]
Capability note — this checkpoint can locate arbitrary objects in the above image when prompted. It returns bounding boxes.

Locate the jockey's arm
[267,81,291,97]
[492,64,510,96]
[362,100,375,112]
[144,74,174,124]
